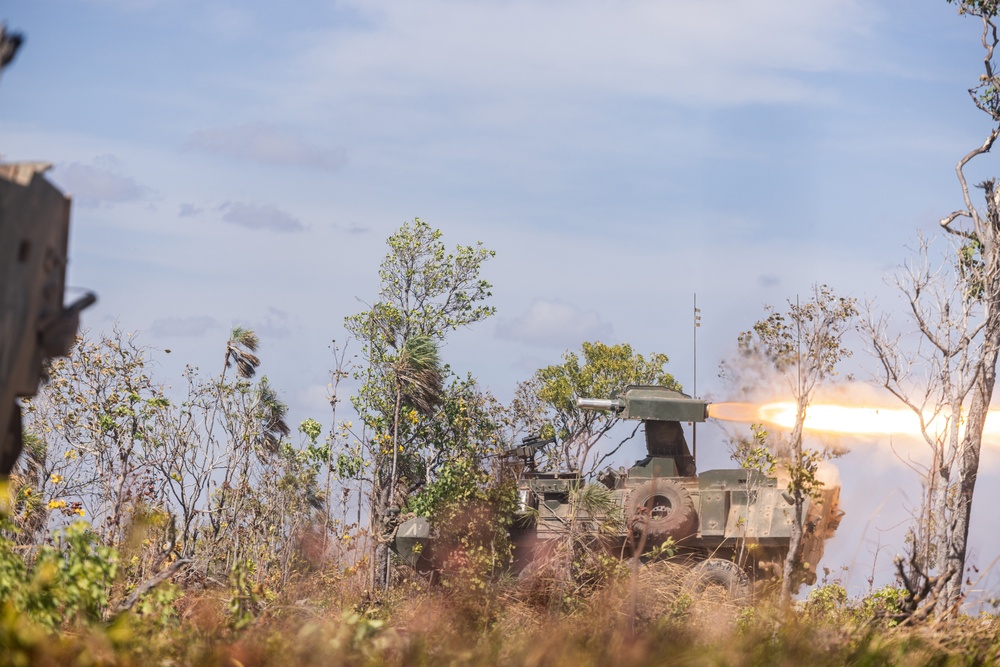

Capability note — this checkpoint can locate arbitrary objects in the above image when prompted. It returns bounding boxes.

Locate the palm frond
[230,326,260,352]
[226,327,262,379]
[396,334,444,415]
[257,380,290,454]
[234,351,261,379]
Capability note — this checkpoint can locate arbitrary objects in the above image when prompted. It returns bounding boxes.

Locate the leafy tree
[514,341,680,477]
[204,326,263,457]
[405,382,519,591]
[405,374,510,506]
[729,285,856,604]
[17,328,322,601]
[343,218,496,589]
[18,328,172,547]
[384,333,443,568]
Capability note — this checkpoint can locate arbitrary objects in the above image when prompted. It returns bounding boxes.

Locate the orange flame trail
[708,401,1000,440]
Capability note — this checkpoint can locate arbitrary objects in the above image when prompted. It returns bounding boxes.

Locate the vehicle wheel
[626,479,698,545]
[684,558,752,604]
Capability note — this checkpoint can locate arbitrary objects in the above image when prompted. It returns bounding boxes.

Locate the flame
[709,401,1000,440]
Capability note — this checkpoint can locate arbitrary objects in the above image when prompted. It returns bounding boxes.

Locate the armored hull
[510,458,842,589]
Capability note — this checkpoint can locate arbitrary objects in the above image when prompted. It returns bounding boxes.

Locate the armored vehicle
[392,385,843,596]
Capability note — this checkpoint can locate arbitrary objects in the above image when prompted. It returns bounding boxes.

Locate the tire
[626,479,697,545]
[684,558,752,604]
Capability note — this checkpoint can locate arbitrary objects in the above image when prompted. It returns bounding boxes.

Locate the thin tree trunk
[385,386,403,590]
[940,340,998,611]
[780,403,806,605]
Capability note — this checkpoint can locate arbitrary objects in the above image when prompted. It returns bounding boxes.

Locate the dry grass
[4,564,1000,666]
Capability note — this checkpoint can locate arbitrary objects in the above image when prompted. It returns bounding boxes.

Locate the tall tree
[344,218,495,589]
[380,334,442,586]
[859,0,1000,615]
[204,326,262,468]
[862,237,984,617]
[730,286,856,604]
[935,0,1000,613]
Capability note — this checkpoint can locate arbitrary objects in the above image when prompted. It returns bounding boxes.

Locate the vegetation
[9,37,1000,649]
[3,217,997,665]
[6,0,1000,664]
[1,528,997,667]
[343,218,499,591]
[853,0,1000,617]
[723,286,857,604]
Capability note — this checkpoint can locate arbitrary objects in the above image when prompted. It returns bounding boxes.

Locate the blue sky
[5,0,1000,596]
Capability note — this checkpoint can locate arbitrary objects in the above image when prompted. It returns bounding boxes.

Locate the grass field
[3,558,999,667]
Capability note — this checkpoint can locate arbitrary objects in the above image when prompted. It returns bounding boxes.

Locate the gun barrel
[578,386,709,422]
[577,398,622,412]
[67,291,97,314]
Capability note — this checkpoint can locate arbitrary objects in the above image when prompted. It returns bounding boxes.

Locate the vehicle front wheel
[683,558,752,604]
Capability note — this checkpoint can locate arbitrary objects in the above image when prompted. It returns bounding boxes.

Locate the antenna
[693,293,700,398]
[693,293,701,465]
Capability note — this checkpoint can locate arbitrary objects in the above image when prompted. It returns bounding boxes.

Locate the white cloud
[178,203,201,217]
[52,157,148,208]
[149,316,220,338]
[496,299,613,348]
[241,307,293,340]
[187,123,347,171]
[219,201,305,233]
[287,0,866,111]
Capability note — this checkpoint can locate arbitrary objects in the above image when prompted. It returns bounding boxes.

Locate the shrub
[1,521,119,629]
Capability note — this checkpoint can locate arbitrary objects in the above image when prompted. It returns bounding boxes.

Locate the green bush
[0,521,118,629]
